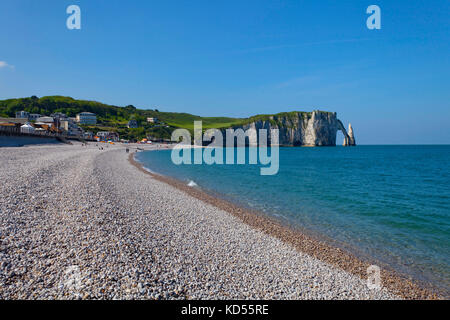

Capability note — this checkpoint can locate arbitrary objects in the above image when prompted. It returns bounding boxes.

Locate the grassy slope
[153,112,244,130]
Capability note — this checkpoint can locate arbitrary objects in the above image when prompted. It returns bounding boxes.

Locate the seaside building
[59,119,70,132]
[147,117,158,123]
[35,116,55,128]
[50,113,68,130]
[127,119,138,128]
[0,123,21,134]
[36,116,54,123]
[34,127,45,131]
[83,131,94,140]
[0,118,27,134]
[76,112,97,125]
[51,113,68,120]
[28,114,41,121]
[20,123,35,134]
[96,131,119,142]
[60,118,84,137]
[15,111,30,119]
[0,117,28,125]
[15,111,42,121]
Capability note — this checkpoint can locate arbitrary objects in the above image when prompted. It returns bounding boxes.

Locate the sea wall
[0,135,61,147]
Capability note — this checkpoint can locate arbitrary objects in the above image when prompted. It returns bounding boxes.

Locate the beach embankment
[0,135,62,147]
[0,143,436,299]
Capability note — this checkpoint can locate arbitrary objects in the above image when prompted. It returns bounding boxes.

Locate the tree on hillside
[125,105,136,113]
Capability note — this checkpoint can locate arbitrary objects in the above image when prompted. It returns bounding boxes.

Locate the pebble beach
[0,142,411,299]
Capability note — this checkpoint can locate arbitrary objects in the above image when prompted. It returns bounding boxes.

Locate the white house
[20,123,35,134]
[16,111,30,119]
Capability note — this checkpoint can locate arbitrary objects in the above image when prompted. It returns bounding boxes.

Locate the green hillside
[0,95,314,141]
[0,96,245,140]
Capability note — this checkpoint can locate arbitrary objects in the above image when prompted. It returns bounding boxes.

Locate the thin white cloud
[0,61,14,69]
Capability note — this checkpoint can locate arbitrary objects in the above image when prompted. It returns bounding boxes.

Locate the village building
[0,118,26,134]
[83,131,94,140]
[96,131,119,142]
[51,112,68,120]
[15,111,30,119]
[15,111,42,121]
[60,118,84,136]
[28,114,41,121]
[127,119,138,128]
[35,116,54,124]
[20,123,35,134]
[35,117,55,129]
[76,112,97,125]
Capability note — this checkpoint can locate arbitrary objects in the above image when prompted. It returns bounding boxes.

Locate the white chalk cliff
[228,111,356,147]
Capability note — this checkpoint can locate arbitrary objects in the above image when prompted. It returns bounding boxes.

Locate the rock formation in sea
[225,110,356,147]
[343,123,356,146]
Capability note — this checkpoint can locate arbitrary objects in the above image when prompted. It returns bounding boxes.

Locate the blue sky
[0,0,449,144]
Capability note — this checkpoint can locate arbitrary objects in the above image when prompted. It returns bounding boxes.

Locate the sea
[136,145,450,293]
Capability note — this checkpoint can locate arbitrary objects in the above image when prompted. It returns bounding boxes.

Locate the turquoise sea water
[136,146,450,292]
